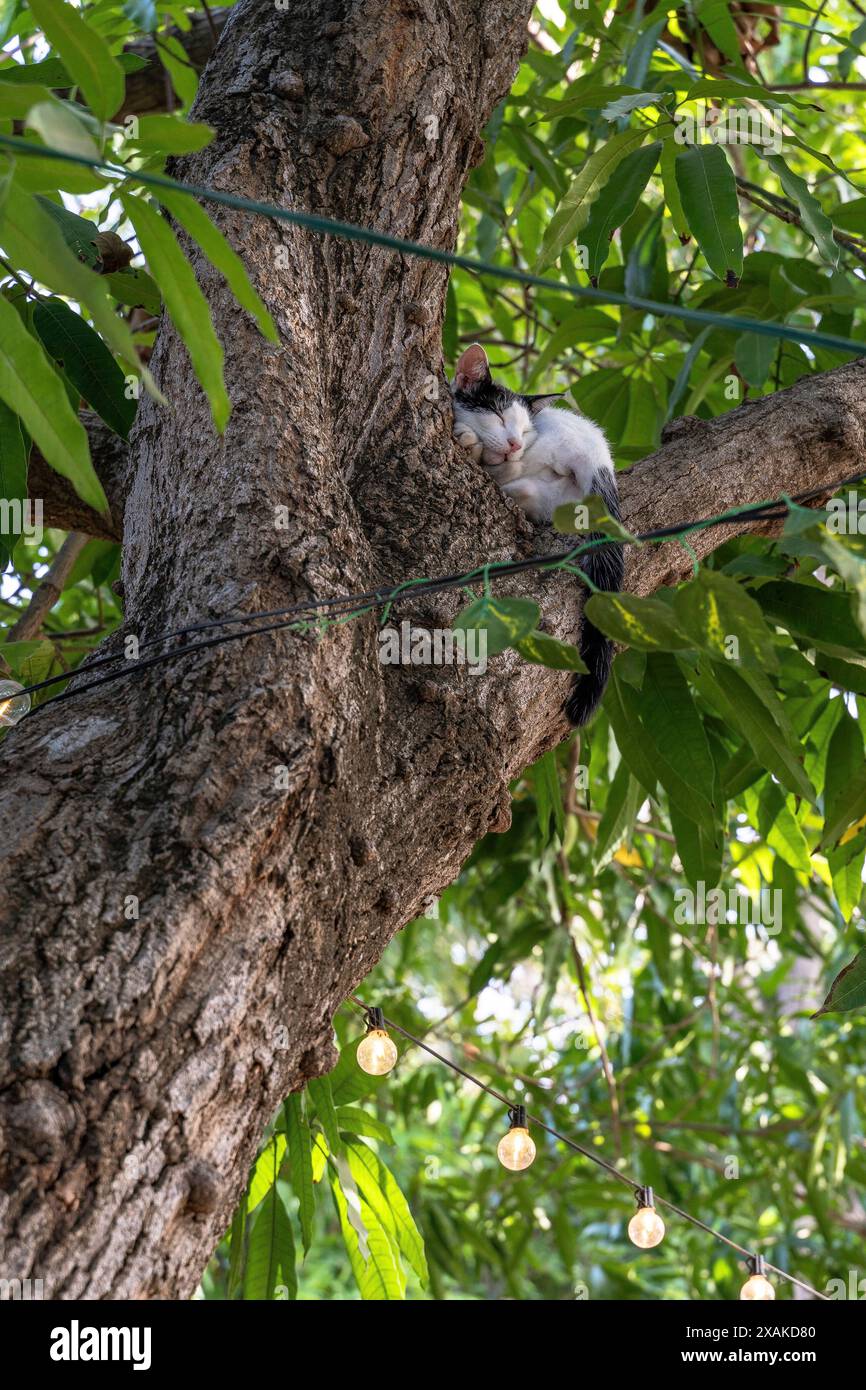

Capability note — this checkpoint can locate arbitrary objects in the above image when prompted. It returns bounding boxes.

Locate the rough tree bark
[0,0,863,1301]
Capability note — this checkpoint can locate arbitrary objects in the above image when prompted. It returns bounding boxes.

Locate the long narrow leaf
[120,191,230,431]
[0,295,105,511]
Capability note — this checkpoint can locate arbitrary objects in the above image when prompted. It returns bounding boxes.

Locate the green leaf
[584,593,690,651]
[243,1180,297,1300]
[328,1168,369,1291]
[2,143,107,195]
[311,1134,329,1183]
[28,0,124,122]
[283,1094,315,1257]
[530,747,565,846]
[638,653,718,833]
[535,84,641,119]
[121,191,229,431]
[734,329,776,388]
[0,185,149,383]
[593,760,642,872]
[607,662,658,797]
[0,399,27,570]
[27,99,100,160]
[816,536,866,641]
[156,187,278,343]
[344,1137,428,1288]
[827,828,866,921]
[0,295,106,512]
[786,135,863,193]
[665,327,712,421]
[526,308,618,386]
[64,539,118,589]
[34,195,102,268]
[691,658,817,804]
[0,79,54,119]
[820,711,866,849]
[306,1075,344,1156]
[33,298,136,440]
[225,1199,246,1300]
[155,32,200,108]
[680,77,816,110]
[600,92,663,121]
[581,141,661,284]
[452,595,539,657]
[674,143,743,285]
[660,139,691,243]
[246,1134,286,1213]
[812,949,866,1018]
[514,629,587,671]
[1,640,55,692]
[552,493,638,542]
[104,267,162,316]
[0,57,73,86]
[329,1037,389,1107]
[329,1168,405,1300]
[756,579,863,661]
[673,569,778,672]
[743,780,811,874]
[669,799,723,891]
[127,114,216,154]
[336,1106,395,1145]
[694,0,748,68]
[443,278,458,362]
[538,128,650,270]
[763,152,839,268]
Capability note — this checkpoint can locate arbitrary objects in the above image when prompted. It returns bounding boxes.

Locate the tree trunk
[0,0,864,1300]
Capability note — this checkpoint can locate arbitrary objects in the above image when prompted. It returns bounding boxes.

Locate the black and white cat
[451,343,624,726]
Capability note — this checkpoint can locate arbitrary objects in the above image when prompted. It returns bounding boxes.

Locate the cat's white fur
[451,347,614,524]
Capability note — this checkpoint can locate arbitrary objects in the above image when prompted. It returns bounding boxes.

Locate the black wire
[11,468,864,719]
[348,996,831,1300]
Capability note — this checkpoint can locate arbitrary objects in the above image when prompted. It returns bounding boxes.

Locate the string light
[356,1007,399,1076]
[349,997,829,1301]
[628,1186,665,1249]
[7,466,866,725]
[497,1105,537,1171]
[740,1255,776,1301]
[0,680,30,726]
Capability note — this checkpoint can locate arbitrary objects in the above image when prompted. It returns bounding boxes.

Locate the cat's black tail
[563,472,624,727]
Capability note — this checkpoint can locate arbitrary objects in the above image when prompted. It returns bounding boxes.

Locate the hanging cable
[6,467,864,721]
[347,995,831,1301]
[0,134,864,357]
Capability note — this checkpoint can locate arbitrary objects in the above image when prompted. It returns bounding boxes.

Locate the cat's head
[451,344,561,467]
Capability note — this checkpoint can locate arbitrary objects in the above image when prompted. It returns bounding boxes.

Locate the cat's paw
[453,425,483,462]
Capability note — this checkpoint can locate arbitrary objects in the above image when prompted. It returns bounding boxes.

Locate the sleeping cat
[451,343,624,726]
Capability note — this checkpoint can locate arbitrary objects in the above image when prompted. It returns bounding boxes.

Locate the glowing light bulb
[0,680,30,728]
[628,1204,665,1249]
[740,1275,775,1300]
[356,1009,398,1076]
[740,1256,775,1300]
[627,1187,665,1249]
[497,1106,536,1171]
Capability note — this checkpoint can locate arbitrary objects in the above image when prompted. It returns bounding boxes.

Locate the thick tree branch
[622,359,866,596]
[114,10,229,120]
[32,360,866,557]
[6,533,91,641]
[28,412,127,542]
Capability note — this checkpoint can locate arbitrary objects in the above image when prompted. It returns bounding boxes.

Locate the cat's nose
[506,438,522,453]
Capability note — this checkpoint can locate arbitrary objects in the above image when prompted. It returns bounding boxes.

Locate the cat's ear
[524,392,565,414]
[454,343,491,392]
